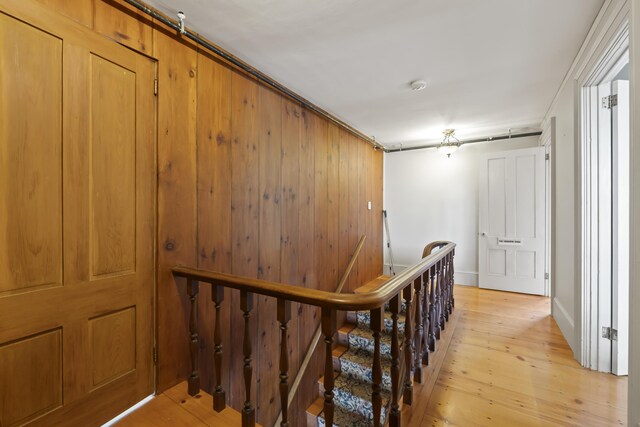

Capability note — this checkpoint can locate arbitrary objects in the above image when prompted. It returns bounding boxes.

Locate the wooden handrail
[172,242,455,311]
[173,240,456,427]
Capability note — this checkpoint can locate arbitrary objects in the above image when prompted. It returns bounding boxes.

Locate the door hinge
[602,94,618,109]
[154,79,158,96]
[544,272,549,280]
[545,153,550,161]
[153,346,158,364]
[602,327,618,341]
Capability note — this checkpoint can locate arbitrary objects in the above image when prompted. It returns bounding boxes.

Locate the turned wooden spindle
[389,294,402,427]
[445,254,453,321]
[187,279,200,396]
[403,282,414,405]
[212,284,226,412]
[240,291,255,427]
[449,251,456,310]
[428,265,437,352]
[434,262,442,340]
[441,258,449,323]
[438,260,446,331]
[277,299,291,427]
[421,272,430,366]
[370,307,384,427]
[321,308,337,426]
[413,276,424,383]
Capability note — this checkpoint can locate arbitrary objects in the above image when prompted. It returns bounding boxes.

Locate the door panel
[479,147,545,295]
[0,13,63,295]
[0,1,155,425]
[90,55,137,278]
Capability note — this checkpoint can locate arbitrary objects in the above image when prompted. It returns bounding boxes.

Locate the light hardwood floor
[116,285,627,426]
[409,285,627,427]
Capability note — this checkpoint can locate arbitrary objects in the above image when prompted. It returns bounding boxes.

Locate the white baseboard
[455,271,478,287]
[553,297,576,353]
[383,263,410,275]
[383,264,478,287]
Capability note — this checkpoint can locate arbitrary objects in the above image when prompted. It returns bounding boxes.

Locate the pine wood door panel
[0,13,63,295]
[0,328,63,426]
[89,53,137,278]
[0,1,155,426]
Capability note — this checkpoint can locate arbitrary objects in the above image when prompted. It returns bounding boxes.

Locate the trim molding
[383,264,478,286]
[553,298,577,354]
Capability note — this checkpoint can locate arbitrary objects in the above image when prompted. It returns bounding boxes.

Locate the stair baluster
[403,282,414,405]
[449,251,455,311]
[187,279,200,396]
[321,307,337,426]
[447,255,453,321]
[435,262,442,340]
[370,307,384,427]
[428,265,437,352]
[441,258,448,323]
[212,285,226,411]
[240,291,255,427]
[413,276,424,383]
[389,294,402,427]
[421,271,430,366]
[277,299,291,427]
[438,260,446,332]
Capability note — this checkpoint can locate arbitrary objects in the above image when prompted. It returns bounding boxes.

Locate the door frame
[579,24,629,371]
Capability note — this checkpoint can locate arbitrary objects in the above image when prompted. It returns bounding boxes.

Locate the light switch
[367,201,372,210]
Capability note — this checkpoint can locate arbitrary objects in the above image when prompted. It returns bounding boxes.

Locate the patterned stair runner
[316,310,407,427]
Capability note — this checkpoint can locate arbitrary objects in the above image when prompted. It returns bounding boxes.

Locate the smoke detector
[410,80,428,91]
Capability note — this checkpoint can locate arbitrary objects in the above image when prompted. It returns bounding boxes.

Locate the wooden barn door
[0,1,155,426]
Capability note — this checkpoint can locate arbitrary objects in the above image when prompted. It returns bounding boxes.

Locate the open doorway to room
[581,26,630,376]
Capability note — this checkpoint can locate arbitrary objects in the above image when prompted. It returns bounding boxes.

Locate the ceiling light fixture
[410,80,428,91]
[437,129,461,157]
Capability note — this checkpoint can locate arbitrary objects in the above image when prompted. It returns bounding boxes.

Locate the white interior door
[611,80,629,376]
[479,146,545,295]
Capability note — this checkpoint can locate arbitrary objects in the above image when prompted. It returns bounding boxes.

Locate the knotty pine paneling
[153,24,199,393]
[255,85,282,425]
[29,1,384,425]
[229,71,260,409]
[195,51,233,398]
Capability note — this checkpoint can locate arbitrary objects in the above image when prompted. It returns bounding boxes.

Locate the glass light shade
[437,144,459,157]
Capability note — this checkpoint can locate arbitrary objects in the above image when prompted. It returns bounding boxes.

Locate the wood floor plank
[406,285,627,427]
[114,394,207,427]
[115,382,261,427]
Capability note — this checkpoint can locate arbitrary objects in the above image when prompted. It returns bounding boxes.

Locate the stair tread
[315,375,390,427]
[353,310,407,335]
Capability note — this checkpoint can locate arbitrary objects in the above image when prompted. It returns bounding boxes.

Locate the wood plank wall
[32,1,384,425]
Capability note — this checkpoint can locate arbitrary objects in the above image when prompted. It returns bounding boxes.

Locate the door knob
[481,232,487,236]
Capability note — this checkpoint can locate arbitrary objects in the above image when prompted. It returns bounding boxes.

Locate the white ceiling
[145,0,604,148]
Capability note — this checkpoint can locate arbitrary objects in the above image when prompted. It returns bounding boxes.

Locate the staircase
[308,307,406,426]
[307,312,405,427]
[172,241,456,427]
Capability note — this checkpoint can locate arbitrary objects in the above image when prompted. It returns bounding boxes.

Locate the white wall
[629,1,639,424]
[383,136,539,286]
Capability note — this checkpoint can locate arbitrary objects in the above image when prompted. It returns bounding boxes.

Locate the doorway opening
[580,25,630,376]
